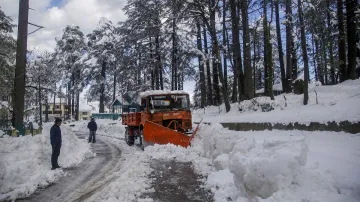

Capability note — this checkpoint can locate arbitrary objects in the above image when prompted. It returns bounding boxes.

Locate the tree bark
[209,0,221,105]
[315,38,324,84]
[99,61,106,113]
[203,25,213,105]
[197,21,207,108]
[275,0,286,92]
[172,17,177,90]
[155,35,163,90]
[346,0,358,79]
[38,72,42,126]
[45,90,49,122]
[326,0,335,84]
[241,0,253,100]
[149,37,155,90]
[298,0,309,104]
[75,93,79,121]
[222,2,228,92]
[321,38,328,84]
[264,0,274,100]
[337,0,347,82]
[285,0,294,92]
[311,33,318,81]
[229,0,244,101]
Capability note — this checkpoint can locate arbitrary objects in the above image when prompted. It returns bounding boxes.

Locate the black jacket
[87,121,97,131]
[50,124,62,145]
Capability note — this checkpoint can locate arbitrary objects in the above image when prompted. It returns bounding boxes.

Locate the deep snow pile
[193,124,360,202]
[96,123,360,202]
[0,124,93,201]
[193,79,360,124]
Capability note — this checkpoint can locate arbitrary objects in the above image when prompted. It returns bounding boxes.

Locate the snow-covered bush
[238,97,281,113]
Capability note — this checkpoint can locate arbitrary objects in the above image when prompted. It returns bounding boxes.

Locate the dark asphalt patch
[142,160,213,202]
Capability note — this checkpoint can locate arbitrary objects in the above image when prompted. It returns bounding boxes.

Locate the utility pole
[12,0,29,135]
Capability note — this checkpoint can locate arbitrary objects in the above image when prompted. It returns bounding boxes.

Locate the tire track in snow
[19,132,127,202]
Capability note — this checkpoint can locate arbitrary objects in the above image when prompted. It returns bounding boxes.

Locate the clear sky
[0,0,195,100]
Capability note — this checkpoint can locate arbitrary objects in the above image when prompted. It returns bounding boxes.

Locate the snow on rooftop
[79,104,92,112]
[140,90,188,98]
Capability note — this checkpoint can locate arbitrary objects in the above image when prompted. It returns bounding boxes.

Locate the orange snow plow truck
[122,91,200,148]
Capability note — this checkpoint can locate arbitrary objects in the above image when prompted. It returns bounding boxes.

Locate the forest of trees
[0,0,359,123]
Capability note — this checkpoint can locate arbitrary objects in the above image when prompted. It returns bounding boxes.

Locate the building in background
[42,98,69,121]
[78,104,92,120]
[111,97,123,114]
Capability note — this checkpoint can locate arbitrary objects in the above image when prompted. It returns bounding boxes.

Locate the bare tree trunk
[209,0,220,105]
[241,0,253,100]
[197,21,207,108]
[38,75,42,126]
[229,0,244,101]
[337,0,347,82]
[149,37,155,90]
[75,93,79,120]
[264,0,274,100]
[346,0,358,79]
[53,84,56,115]
[321,38,328,84]
[155,35,163,90]
[67,83,71,120]
[285,0,294,92]
[99,61,106,113]
[222,2,228,92]
[315,38,324,84]
[298,0,309,104]
[113,62,117,113]
[275,0,286,92]
[172,17,177,90]
[45,90,49,122]
[311,33,318,81]
[203,25,213,105]
[326,0,335,84]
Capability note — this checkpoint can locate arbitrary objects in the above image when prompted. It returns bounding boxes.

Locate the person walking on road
[87,118,97,143]
[50,118,62,170]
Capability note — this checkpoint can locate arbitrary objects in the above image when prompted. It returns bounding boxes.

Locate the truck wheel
[125,127,134,146]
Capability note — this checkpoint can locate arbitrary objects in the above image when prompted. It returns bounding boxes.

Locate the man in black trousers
[50,118,62,170]
[87,117,97,143]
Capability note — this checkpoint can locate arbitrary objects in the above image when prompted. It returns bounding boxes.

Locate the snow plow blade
[143,121,200,148]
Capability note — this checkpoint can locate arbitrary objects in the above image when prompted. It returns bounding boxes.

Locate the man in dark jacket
[50,118,62,170]
[87,118,97,143]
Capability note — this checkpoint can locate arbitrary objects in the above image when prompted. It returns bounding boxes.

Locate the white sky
[0,0,195,100]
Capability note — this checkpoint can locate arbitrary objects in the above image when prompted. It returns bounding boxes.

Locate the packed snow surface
[81,119,359,202]
[0,124,93,201]
[193,79,360,124]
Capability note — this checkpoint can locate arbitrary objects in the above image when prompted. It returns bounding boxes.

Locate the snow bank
[68,119,125,138]
[192,124,360,202]
[0,124,93,201]
[82,121,359,202]
[193,79,360,124]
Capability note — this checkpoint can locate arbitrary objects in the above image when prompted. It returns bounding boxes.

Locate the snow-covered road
[19,132,123,202]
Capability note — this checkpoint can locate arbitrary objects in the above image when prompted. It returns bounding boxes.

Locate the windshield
[149,94,189,111]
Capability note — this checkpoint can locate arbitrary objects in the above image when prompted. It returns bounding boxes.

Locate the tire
[125,127,134,146]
